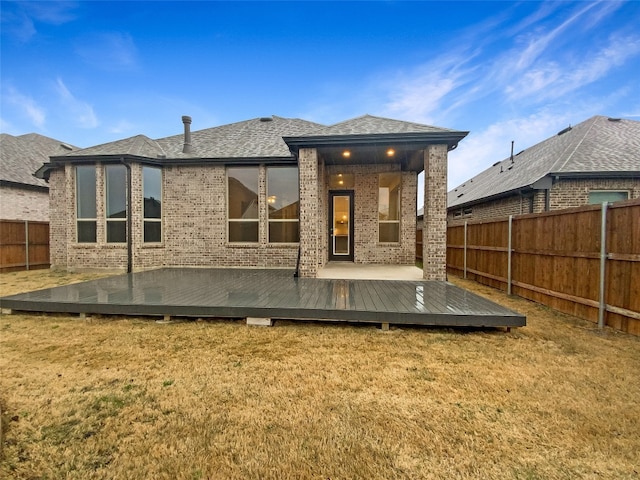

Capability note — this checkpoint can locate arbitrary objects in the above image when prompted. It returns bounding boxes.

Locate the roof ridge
[550,116,598,173]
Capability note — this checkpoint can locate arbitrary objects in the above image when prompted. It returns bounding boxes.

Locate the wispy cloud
[382,56,477,124]
[1,1,77,42]
[75,32,139,71]
[505,31,640,102]
[370,0,639,132]
[55,78,98,128]
[3,86,46,127]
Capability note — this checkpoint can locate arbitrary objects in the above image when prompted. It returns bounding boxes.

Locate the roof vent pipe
[182,115,193,153]
[510,140,514,164]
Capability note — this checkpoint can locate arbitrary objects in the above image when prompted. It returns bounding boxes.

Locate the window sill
[142,243,164,248]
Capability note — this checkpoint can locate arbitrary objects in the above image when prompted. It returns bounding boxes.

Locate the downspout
[120,158,133,273]
[545,188,550,212]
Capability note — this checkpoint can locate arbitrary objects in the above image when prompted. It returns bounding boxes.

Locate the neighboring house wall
[548,178,640,210]
[448,177,640,224]
[0,185,49,221]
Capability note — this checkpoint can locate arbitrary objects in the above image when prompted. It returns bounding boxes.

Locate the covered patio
[0,268,525,328]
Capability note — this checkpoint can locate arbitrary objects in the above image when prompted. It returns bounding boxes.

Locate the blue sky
[2,1,639,199]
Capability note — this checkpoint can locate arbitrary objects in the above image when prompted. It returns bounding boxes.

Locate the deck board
[0,268,525,327]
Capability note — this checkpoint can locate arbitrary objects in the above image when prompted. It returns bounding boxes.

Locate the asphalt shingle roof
[448,115,640,208]
[0,133,77,188]
[298,114,459,136]
[62,116,325,160]
[65,135,165,158]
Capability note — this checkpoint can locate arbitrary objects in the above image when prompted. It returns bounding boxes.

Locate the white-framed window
[76,165,97,243]
[105,165,127,243]
[379,172,401,242]
[267,166,299,243]
[588,190,629,205]
[143,167,162,243]
[227,167,259,242]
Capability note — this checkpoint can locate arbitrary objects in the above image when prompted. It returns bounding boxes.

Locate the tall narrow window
[267,167,299,243]
[379,172,401,242]
[228,167,259,242]
[76,165,97,243]
[143,167,162,242]
[105,165,127,243]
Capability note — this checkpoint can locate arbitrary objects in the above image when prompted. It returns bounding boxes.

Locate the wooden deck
[0,268,525,328]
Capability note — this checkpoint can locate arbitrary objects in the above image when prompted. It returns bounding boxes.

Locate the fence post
[463,220,468,279]
[24,220,30,271]
[507,215,513,295]
[598,202,608,329]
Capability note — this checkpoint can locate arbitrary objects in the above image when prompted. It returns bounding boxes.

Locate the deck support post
[381,322,390,331]
[247,317,273,327]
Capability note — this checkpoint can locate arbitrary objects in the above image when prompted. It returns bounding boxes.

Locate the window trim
[378,172,401,243]
[267,166,300,244]
[75,165,97,243]
[104,164,127,244]
[227,166,260,243]
[142,166,163,244]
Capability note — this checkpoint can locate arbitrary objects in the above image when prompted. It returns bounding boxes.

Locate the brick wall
[549,178,640,209]
[447,194,532,225]
[447,177,640,225]
[49,153,429,274]
[0,186,49,222]
[321,163,416,266]
[50,162,298,271]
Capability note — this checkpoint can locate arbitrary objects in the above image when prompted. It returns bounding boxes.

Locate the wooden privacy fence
[0,220,50,272]
[445,199,640,336]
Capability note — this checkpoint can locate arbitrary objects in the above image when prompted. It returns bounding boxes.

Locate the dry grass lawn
[1,270,639,479]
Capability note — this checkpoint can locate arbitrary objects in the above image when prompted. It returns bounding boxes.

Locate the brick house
[0,133,76,221]
[36,115,467,279]
[447,116,640,223]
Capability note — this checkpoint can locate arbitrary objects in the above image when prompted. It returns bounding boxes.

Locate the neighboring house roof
[0,133,77,189]
[448,116,640,209]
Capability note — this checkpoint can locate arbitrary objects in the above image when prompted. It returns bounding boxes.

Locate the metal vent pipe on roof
[182,115,193,153]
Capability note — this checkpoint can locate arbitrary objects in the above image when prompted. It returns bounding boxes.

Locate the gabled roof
[448,116,640,209]
[285,114,468,151]
[302,114,459,136]
[59,116,324,161]
[0,133,77,189]
[65,135,165,158]
[156,116,324,159]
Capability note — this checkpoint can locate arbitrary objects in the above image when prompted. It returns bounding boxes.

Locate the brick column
[298,148,319,277]
[423,144,448,280]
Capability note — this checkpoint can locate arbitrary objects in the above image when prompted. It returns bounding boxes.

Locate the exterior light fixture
[386,148,395,157]
[338,180,344,185]
[268,196,276,204]
[342,150,351,158]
